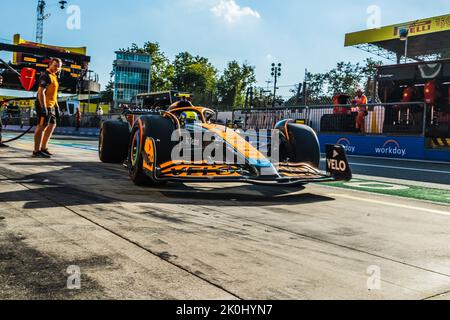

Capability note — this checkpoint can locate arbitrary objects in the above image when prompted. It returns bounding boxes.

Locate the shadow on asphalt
[0,231,109,299]
[1,160,335,209]
[158,185,334,205]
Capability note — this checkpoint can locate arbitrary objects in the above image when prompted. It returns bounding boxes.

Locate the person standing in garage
[353,89,368,134]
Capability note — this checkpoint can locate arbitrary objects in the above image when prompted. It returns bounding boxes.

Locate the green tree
[305,58,382,104]
[304,72,328,104]
[326,62,364,96]
[217,61,256,108]
[284,84,304,106]
[119,42,174,91]
[361,58,382,82]
[250,88,270,108]
[173,52,218,106]
[100,80,114,103]
[361,58,383,98]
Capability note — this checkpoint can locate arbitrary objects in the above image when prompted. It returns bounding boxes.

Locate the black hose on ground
[2,126,34,144]
[0,58,35,145]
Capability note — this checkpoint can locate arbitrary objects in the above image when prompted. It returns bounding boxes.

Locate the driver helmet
[179,111,199,126]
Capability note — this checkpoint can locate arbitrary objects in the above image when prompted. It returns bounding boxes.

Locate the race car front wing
[142,143,352,186]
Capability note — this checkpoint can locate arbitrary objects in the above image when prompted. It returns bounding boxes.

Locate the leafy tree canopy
[217,61,256,108]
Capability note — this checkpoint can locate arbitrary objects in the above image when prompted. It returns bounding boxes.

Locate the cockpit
[167,107,217,128]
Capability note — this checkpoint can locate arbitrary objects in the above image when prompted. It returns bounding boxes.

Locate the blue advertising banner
[318,134,426,160]
[424,149,450,162]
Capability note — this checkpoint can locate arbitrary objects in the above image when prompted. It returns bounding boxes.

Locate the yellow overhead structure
[12,34,87,66]
[345,14,450,62]
[13,34,86,55]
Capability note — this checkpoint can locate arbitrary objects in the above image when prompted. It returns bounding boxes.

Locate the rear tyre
[282,123,321,168]
[99,121,130,163]
[128,116,174,186]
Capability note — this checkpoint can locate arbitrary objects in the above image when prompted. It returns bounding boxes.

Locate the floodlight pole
[272,74,278,108]
[35,0,68,43]
[36,0,46,43]
[271,63,282,108]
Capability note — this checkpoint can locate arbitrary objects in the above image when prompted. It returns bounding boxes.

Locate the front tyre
[128,124,149,186]
[277,121,321,168]
[128,116,174,187]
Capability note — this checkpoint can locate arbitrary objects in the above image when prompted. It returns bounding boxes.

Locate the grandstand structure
[345,14,450,63]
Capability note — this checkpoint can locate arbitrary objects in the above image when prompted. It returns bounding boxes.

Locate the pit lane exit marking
[344,180,410,191]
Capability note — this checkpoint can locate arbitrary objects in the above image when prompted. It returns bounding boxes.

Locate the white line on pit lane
[348,154,450,165]
[347,162,450,175]
[331,194,450,217]
[320,159,450,175]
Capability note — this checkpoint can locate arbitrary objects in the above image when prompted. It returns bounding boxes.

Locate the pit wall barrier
[228,103,449,163]
[318,133,450,162]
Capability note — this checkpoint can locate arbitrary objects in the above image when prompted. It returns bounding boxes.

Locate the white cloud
[211,0,261,24]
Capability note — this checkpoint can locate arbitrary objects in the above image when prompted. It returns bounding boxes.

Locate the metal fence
[308,102,427,136]
[232,107,308,130]
[3,103,448,140]
[228,102,433,137]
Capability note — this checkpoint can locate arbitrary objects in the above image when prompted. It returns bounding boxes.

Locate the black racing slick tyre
[128,116,174,186]
[284,123,321,168]
[99,121,130,163]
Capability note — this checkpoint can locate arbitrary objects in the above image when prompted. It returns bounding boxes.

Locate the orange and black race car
[99,103,352,187]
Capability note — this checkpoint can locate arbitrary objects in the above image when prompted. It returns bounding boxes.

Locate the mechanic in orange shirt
[353,89,368,133]
[34,58,62,158]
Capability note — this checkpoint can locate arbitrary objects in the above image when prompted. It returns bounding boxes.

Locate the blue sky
[0,0,448,96]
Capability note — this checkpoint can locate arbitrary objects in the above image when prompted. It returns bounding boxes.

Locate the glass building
[113,52,151,107]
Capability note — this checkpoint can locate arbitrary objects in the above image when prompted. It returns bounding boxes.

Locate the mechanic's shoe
[32,151,51,158]
[0,142,9,148]
[40,149,53,156]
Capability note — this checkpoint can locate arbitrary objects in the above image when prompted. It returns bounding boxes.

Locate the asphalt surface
[0,133,449,300]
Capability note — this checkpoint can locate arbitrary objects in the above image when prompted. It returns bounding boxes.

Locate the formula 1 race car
[99,103,352,187]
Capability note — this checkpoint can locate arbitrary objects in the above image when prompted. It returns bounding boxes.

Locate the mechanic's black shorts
[36,107,56,126]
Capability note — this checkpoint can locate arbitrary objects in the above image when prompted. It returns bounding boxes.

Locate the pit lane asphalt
[0,133,449,300]
[6,132,450,187]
